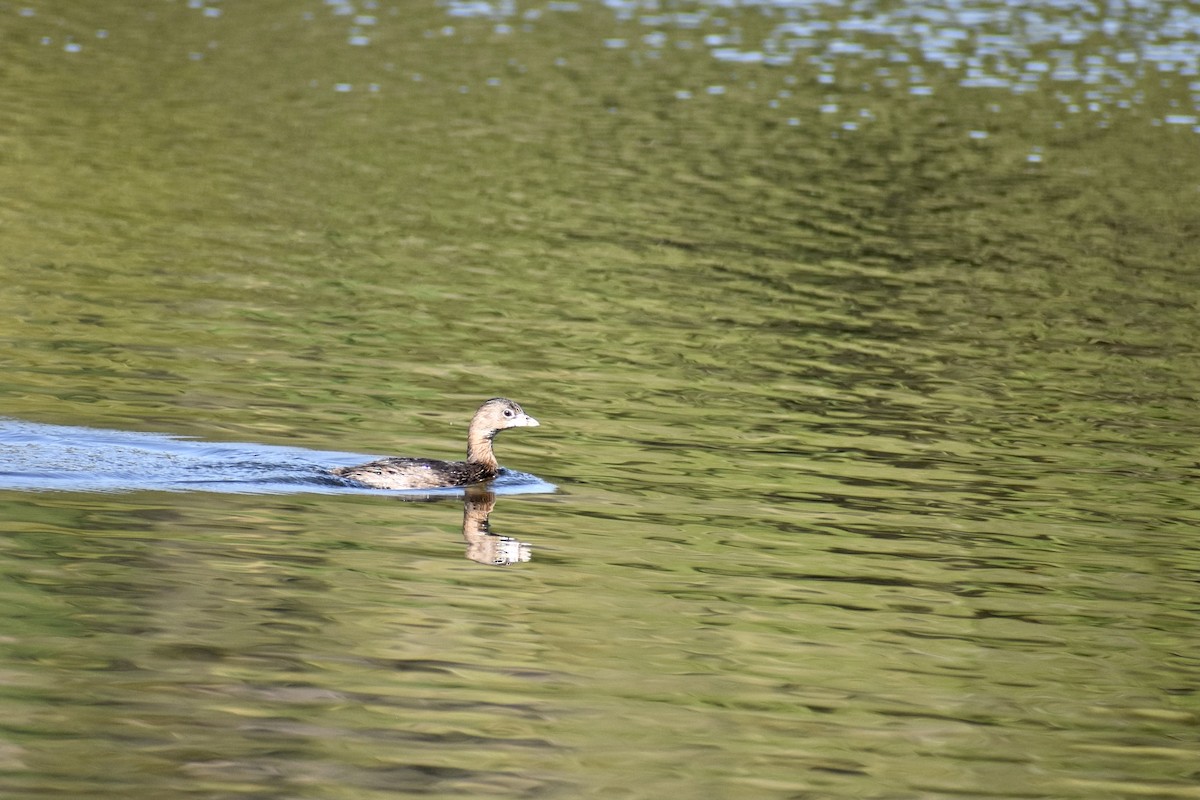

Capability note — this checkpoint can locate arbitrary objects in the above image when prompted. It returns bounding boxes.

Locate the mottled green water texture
[1,1,1199,798]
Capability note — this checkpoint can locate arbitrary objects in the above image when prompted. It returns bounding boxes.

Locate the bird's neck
[467,429,498,469]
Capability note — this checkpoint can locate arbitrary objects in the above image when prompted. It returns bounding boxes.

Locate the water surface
[1,1,1198,798]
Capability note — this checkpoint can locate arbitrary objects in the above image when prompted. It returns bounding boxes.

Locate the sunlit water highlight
[432,0,1199,134]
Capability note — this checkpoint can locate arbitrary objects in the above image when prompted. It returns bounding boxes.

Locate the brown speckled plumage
[331,398,539,490]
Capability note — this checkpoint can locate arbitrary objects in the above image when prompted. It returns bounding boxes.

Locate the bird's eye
[503,409,514,417]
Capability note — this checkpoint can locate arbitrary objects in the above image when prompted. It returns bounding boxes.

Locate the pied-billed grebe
[331,398,539,490]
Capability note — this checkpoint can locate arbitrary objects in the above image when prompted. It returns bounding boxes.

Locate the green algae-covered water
[2,2,1199,797]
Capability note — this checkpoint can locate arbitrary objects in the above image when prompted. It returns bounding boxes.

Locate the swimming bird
[331,397,539,490]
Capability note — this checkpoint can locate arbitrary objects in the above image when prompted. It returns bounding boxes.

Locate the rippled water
[1,1,1199,798]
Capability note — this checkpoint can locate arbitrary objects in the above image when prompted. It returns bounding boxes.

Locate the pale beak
[516,414,539,427]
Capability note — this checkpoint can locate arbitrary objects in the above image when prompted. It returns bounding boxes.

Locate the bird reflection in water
[462,489,532,566]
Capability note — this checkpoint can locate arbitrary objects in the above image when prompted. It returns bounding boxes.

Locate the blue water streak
[0,419,555,497]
